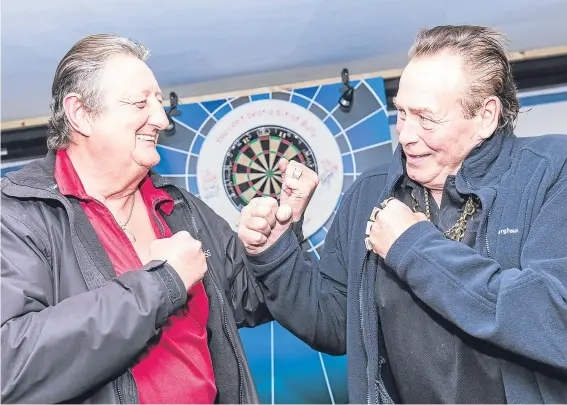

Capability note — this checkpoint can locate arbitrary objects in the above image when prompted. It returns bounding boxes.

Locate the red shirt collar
[54,149,92,200]
[54,149,174,214]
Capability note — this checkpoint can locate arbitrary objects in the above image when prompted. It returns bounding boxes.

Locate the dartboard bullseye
[223,125,318,209]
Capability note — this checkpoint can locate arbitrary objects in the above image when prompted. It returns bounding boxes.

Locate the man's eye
[397,109,406,119]
[134,101,147,109]
[419,116,435,129]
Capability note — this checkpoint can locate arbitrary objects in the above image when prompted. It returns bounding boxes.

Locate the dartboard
[223,125,318,208]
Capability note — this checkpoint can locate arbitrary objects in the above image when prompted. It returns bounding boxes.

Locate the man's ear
[477,96,500,140]
[63,93,93,137]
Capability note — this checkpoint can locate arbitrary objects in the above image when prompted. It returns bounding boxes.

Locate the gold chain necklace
[411,188,478,242]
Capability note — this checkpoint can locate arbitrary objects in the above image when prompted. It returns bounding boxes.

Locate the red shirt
[54,150,217,404]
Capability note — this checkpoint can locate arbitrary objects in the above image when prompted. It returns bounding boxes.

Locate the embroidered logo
[498,228,519,235]
[203,249,212,258]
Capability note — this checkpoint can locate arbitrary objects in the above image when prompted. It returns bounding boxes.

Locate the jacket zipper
[186,200,244,404]
[461,171,492,258]
[212,277,244,404]
[151,209,165,237]
[115,369,138,404]
[358,253,371,404]
[484,210,492,258]
[360,185,397,404]
[115,377,124,404]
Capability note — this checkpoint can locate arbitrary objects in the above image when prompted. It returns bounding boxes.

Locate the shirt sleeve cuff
[245,227,297,275]
[291,215,305,242]
[144,260,187,322]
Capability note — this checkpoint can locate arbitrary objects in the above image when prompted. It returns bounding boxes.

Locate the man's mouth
[136,134,157,144]
[405,152,430,160]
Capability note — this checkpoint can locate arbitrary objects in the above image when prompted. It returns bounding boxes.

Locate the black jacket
[1,152,284,404]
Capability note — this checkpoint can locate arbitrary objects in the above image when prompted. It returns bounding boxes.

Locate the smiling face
[83,54,168,173]
[394,52,487,191]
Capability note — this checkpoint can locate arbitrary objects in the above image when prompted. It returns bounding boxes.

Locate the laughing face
[394,52,487,191]
[86,54,168,172]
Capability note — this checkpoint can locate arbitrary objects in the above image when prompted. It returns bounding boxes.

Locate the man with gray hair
[239,25,567,403]
[1,34,319,403]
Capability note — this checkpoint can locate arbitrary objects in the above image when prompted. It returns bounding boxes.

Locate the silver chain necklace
[119,192,136,243]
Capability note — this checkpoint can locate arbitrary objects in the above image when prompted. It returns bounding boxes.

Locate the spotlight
[339,87,354,112]
[338,68,354,113]
[163,91,180,135]
[168,91,181,117]
[170,91,179,108]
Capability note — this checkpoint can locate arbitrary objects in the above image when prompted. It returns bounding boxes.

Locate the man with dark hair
[239,25,567,403]
[1,34,319,404]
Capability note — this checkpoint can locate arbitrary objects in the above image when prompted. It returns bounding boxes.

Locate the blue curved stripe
[201,99,226,114]
[294,86,319,100]
[155,147,188,176]
[251,93,271,101]
[345,112,390,150]
[175,103,210,130]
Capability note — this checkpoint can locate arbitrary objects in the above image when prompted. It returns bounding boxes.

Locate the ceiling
[2,0,567,123]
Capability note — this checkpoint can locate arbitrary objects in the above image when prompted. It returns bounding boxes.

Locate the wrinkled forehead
[395,52,468,113]
[97,54,162,100]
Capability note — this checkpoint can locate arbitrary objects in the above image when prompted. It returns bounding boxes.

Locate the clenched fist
[149,231,207,291]
[238,159,319,254]
[368,198,428,257]
[238,197,293,254]
[278,158,319,222]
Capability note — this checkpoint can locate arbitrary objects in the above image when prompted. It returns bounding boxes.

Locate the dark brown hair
[409,25,519,133]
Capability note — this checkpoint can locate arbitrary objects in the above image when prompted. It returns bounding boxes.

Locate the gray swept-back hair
[47,34,150,149]
[409,25,519,133]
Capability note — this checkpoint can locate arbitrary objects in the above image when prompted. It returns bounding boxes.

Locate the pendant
[121,226,136,243]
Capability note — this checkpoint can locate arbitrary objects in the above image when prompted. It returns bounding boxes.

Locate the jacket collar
[2,150,175,199]
[384,130,515,196]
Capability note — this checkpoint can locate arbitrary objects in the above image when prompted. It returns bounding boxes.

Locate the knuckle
[241,217,252,230]
[261,220,271,232]
[257,206,271,217]
[241,229,255,243]
[259,218,271,231]
[285,177,296,185]
[188,239,202,251]
[246,216,261,229]
[176,231,191,241]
